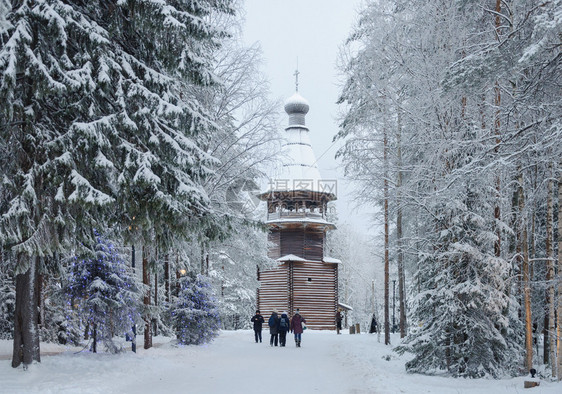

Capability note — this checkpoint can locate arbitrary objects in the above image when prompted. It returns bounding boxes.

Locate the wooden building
[257,87,340,330]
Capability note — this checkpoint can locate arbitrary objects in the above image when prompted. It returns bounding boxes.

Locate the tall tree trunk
[11,10,41,369]
[164,253,170,303]
[545,166,556,376]
[12,255,41,368]
[175,253,181,297]
[384,124,390,345]
[131,244,137,353]
[519,173,533,370]
[396,106,407,338]
[143,246,152,349]
[92,322,97,353]
[556,165,562,381]
[154,270,158,337]
[493,0,502,259]
[37,272,44,330]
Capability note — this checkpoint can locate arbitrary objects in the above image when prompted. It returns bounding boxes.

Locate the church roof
[284,92,310,119]
[322,256,342,264]
[276,254,307,262]
[265,216,336,229]
[260,89,336,200]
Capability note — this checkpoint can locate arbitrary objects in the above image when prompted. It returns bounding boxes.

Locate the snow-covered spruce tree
[441,0,561,373]
[66,231,142,353]
[0,1,122,367]
[0,0,233,365]
[396,182,521,377]
[171,271,220,345]
[104,0,235,349]
[339,0,526,376]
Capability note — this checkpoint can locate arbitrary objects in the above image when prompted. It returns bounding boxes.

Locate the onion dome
[284,92,309,127]
[258,88,336,203]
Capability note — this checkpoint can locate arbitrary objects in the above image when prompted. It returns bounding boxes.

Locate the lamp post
[392,279,396,334]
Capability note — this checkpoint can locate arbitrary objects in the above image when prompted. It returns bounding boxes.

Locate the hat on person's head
[256,310,260,314]
[273,309,278,314]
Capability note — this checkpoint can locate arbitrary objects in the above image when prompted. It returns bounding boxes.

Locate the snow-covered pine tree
[66,231,142,353]
[0,1,123,367]
[442,0,561,373]
[105,0,235,349]
[339,0,528,377]
[171,271,220,345]
[1,0,233,365]
[396,181,521,377]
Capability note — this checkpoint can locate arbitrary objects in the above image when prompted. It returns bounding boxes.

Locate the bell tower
[257,83,339,329]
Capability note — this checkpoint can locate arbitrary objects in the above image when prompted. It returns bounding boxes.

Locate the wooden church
[257,83,340,330]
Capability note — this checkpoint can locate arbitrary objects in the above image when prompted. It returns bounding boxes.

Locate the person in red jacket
[290,308,306,347]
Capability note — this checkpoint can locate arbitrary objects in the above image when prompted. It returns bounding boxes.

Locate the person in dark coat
[336,308,343,335]
[277,312,290,347]
[251,310,264,343]
[268,310,280,346]
[290,308,306,347]
[369,315,378,333]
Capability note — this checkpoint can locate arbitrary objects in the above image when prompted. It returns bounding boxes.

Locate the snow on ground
[1,331,560,394]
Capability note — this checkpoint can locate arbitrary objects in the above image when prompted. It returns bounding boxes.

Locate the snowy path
[137,331,366,394]
[0,330,367,394]
[1,331,561,394]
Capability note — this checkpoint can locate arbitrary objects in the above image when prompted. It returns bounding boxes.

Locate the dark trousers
[270,333,278,346]
[254,329,262,343]
[279,331,287,346]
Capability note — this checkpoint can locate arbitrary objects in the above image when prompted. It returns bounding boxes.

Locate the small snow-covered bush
[171,272,220,345]
[66,231,142,353]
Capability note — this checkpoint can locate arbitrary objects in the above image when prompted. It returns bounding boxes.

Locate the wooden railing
[267,210,325,221]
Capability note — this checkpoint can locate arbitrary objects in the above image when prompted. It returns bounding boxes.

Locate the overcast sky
[241,0,374,233]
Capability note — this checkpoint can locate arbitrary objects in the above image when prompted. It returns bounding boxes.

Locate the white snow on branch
[68,170,113,205]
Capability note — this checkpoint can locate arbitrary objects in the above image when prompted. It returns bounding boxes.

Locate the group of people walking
[251,309,306,347]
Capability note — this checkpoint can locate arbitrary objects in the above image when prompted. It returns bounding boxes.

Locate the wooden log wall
[257,260,338,330]
[291,261,338,330]
[280,228,305,257]
[260,218,336,329]
[269,225,324,261]
[303,227,323,261]
[257,266,289,317]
